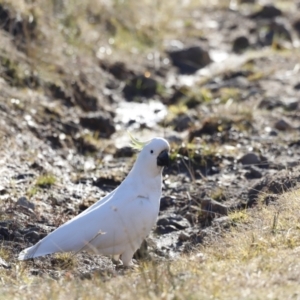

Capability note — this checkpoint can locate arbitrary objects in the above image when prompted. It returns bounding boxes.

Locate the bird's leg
[113,254,120,261]
[120,249,135,267]
[112,254,121,265]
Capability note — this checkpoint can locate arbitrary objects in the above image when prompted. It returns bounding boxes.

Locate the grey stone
[274,119,292,131]
[233,36,250,53]
[16,197,35,210]
[201,198,228,219]
[239,153,260,166]
[178,232,190,242]
[167,46,211,74]
[80,111,116,138]
[245,166,263,179]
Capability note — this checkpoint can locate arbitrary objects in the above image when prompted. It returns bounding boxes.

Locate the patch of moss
[168,104,188,115]
[27,186,39,198]
[211,188,226,202]
[0,56,23,86]
[247,71,265,81]
[229,210,249,224]
[174,87,213,109]
[52,253,77,269]
[0,246,10,261]
[35,174,56,188]
[219,87,241,103]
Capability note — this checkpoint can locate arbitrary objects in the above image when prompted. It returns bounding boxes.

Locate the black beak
[157,150,169,167]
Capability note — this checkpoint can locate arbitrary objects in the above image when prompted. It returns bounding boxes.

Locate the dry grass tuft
[1,189,300,299]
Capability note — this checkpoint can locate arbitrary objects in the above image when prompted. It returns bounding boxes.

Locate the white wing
[18,182,157,260]
[76,187,118,217]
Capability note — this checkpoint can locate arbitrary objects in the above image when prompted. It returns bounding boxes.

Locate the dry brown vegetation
[1,189,300,299]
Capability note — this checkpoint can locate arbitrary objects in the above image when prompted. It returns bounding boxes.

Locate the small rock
[293,19,300,36]
[14,231,25,242]
[239,152,260,166]
[264,194,279,205]
[282,99,299,111]
[258,97,282,110]
[157,215,190,230]
[30,269,43,276]
[190,231,203,244]
[16,196,35,210]
[21,226,41,235]
[159,196,176,211]
[106,61,129,81]
[123,75,158,99]
[74,136,98,154]
[72,82,98,112]
[13,173,35,181]
[289,140,300,147]
[80,112,116,138]
[49,195,64,206]
[172,114,194,132]
[93,176,121,189]
[114,146,135,158]
[48,83,73,107]
[184,212,198,225]
[270,20,292,42]
[64,206,76,215]
[250,5,282,19]
[274,119,292,131]
[232,36,250,53]
[245,166,263,179]
[167,46,211,74]
[134,239,149,260]
[178,232,190,242]
[267,128,278,136]
[46,135,63,149]
[156,224,179,234]
[78,198,96,213]
[0,4,36,39]
[259,19,293,46]
[294,82,300,90]
[80,272,92,280]
[201,198,228,219]
[0,221,11,227]
[212,216,231,229]
[156,215,190,234]
[0,227,11,240]
[0,186,7,195]
[24,231,41,243]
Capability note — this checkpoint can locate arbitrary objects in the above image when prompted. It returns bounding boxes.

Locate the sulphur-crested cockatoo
[18,136,170,266]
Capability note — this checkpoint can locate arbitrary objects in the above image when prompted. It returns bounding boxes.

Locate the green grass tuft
[35,174,56,188]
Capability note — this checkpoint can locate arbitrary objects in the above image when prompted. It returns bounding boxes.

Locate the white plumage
[18,137,170,266]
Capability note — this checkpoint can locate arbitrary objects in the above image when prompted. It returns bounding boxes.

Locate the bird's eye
[150,150,154,154]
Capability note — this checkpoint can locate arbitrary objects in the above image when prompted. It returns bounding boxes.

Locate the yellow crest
[128,132,148,151]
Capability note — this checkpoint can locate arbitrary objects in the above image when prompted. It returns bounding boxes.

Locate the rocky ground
[0,0,300,281]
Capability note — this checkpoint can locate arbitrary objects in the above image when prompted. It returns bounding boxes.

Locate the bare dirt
[0,1,300,280]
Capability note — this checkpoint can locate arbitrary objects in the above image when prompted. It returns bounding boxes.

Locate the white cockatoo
[18,136,170,266]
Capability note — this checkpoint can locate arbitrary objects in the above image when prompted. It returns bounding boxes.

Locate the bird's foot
[115,259,138,271]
